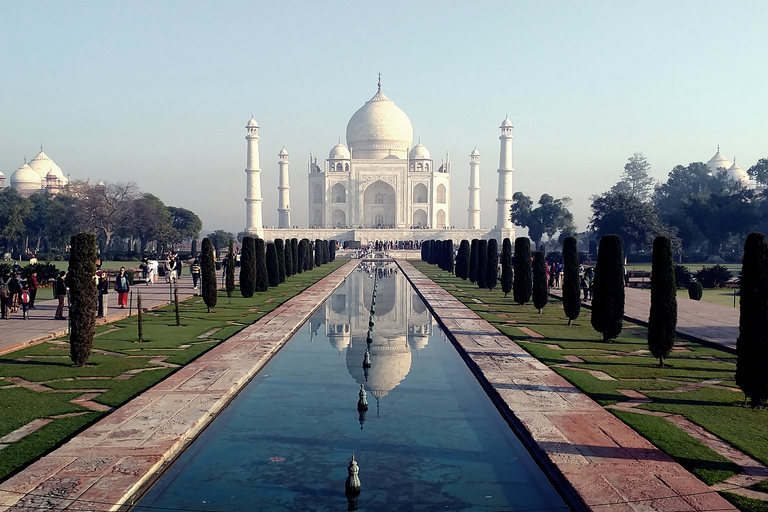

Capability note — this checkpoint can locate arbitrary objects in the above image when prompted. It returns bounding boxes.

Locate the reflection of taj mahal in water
[310,263,432,407]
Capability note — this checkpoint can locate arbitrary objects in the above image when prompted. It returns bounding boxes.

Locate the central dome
[346,89,413,160]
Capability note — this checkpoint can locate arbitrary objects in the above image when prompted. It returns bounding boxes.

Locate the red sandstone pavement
[399,261,736,512]
[0,261,358,512]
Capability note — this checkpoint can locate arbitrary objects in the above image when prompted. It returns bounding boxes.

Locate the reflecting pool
[133,263,568,512]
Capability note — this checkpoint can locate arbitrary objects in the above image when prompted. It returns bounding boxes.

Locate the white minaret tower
[245,117,264,238]
[277,147,291,228]
[496,117,514,232]
[468,147,481,229]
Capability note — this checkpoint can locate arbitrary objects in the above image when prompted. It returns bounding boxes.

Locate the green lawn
[412,261,767,511]
[0,260,344,481]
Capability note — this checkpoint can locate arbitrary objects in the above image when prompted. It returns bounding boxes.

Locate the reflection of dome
[707,147,732,173]
[329,142,351,160]
[724,160,750,188]
[10,163,42,196]
[408,335,429,351]
[346,89,413,160]
[347,338,411,399]
[328,323,351,351]
[409,143,431,160]
[28,150,67,184]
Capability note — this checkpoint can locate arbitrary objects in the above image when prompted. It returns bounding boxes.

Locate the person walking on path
[190,259,201,290]
[54,271,68,319]
[114,267,130,309]
[0,270,12,319]
[28,271,38,309]
[20,284,31,320]
[166,255,178,283]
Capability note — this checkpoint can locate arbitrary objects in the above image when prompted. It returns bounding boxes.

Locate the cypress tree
[266,242,280,287]
[315,239,323,267]
[255,238,269,292]
[648,236,677,367]
[477,239,488,289]
[532,251,548,313]
[469,239,479,284]
[291,238,299,274]
[296,238,305,274]
[421,242,428,262]
[736,232,768,407]
[304,239,314,270]
[513,237,532,305]
[329,240,336,262]
[226,240,235,303]
[444,239,454,274]
[486,239,499,291]
[284,239,293,277]
[501,238,513,297]
[201,237,217,312]
[275,238,286,283]
[562,236,581,325]
[68,232,98,367]
[455,240,470,280]
[239,236,256,297]
[591,234,625,342]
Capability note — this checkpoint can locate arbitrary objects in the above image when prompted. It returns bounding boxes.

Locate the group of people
[0,269,38,320]
[547,261,594,301]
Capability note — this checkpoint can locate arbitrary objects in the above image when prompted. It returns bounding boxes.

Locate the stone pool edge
[0,260,358,512]
[397,260,736,512]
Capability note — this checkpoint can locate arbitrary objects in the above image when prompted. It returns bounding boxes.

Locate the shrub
[694,265,733,288]
[275,239,286,283]
[201,238,217,312]
[562,236,580,325]
[291,238,299,274]
[284,239,293,278]
[296,239,305,274]
[591,234,624,342]
[68,233,98,367]
[255,238,269,292]
[674,264,692,288]
[455,240,470,280]
[688,281,703,300]
[532,251,548,313]
[266,242,280,287]
[648,236,677,367]
[500,238,512,297]
[469,239,479,284]
[513,237,532,305]
[239,237,255,297]
[443,239,454,273]
[477,240,488,289]
[315,239,323,267]
[329,240,336,262]
[486,239,498,291]
[226,240,235,302]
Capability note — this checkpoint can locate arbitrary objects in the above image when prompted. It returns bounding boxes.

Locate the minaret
[245,117,264,237]
[468,148,481,229]
[277,147,291,228]
[496,117,514,231]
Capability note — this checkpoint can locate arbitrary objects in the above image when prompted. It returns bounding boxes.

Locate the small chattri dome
[470,147,480,156]
[246,117,258,128]
[329,142,351,160]
[724,160,750,188]
[279,147,289,156]
[501,117,513,128]
[409,143,431,160]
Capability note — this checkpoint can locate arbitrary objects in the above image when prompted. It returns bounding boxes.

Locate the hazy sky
[2,1,766,237]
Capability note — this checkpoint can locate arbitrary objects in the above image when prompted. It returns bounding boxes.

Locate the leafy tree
[500,238,513,297]
[68,232,98,367]
[512,192,575,249]
[654,162,717,217]
[748,158,768,186]
[532,251,548,313]
[255,238,269,292]
[682,191,758,255]
[736,232,768,407]
[591,235,624,342]
[168,206,203,242]
[610,153,655,201]
[486,239,498,291]
[693,265,733,288]
[201,237,217,312]
[68,181,138,253]
[648,236,677,367]
[476,240,488,289]
[239,236,256,297]
[206,230,236,253]
[562,236,580,325]
[455,240,470,280]
[275,239,286,283]
[127,193,173,254]
[469,239,479,284]
[0,188,33,254]
[266,242,280,287]
[513,237,532,305]
[225,240,235,303]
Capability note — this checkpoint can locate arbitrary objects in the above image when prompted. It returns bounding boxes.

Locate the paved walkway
[550,287,739,352]
[0,276,202,356]
[399,261,736,512]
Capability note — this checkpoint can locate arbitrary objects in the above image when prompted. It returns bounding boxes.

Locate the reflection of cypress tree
[500,238,512,297]
[239,236,255,297]
[469,239,479,284]
[591,235,624,342]
[532,251,548,313]
[291,238,299,274]
[284,239,293,278]
[562,237,580,325]
[201,237,217,312]
[486,239,498,291]
[477,239,488,289]
[648,236,677,367]
[255,238,269,292]
[275,239,286,283]
[266,242,280,287]
[69,232,97,367]
[226,240,235,302]
[513,237,532,305]
[455,240,470,280]
[736,232,768,407]
[315,239,323,267]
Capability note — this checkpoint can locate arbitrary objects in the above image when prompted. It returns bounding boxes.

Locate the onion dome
[279,147,289,156]
[346,89,413,159]
[470,147,480,157]
[10,163,43,196]
[246,117,258,128]
[501,117,513,128]
[725,160,750,188]
[329,142,351,160]
[409,143,431,160]
[28,150,67,184]
[707,146,732,173]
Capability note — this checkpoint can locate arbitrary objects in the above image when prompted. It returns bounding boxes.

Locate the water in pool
[133,263,568,511]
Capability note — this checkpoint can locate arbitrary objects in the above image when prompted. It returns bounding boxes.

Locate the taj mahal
[247,80,516,245]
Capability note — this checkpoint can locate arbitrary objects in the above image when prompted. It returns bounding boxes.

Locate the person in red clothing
[28,271,38,309]
[114,267,130,308]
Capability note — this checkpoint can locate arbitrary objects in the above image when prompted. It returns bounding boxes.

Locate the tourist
[54,271,67,319]
[176,256,183,280]
[114,267,130,309]
[28,271,38,309]
[190,258,201,289]
[29,254,38,266]
[0,269,12,319]
[20,284,31,320]
[166,255,178,283]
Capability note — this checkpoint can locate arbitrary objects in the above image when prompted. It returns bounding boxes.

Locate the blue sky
[1,1,766,236]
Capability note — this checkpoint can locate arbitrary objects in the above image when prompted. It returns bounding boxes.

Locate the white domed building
[9,162,42,198]
[2,149,69,197]
[707,146,751,189]
[307,84,451,229]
